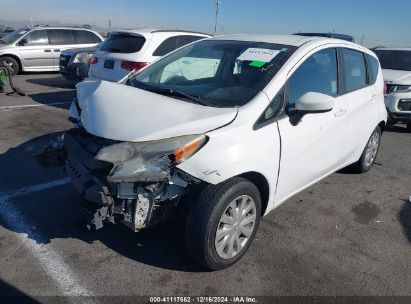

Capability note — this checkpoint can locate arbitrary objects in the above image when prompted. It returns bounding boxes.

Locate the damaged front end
[56,127,205,231]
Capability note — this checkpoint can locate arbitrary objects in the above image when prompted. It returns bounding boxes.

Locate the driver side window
[20,30,49,46]
[287,48,338,108]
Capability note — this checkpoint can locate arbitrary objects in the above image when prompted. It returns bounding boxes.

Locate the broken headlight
[95,135,207,182]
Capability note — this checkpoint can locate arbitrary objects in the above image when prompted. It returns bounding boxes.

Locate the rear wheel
[0,56,19,75]
[185,177,261,270]
[351,126,381,173]
[407,123,411,132]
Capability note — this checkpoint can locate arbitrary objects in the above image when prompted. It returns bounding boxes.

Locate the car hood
[76,80,238,142]
[382,69,411,85]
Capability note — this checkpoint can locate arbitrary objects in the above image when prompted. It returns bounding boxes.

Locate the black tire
[185,177,261,271]
[407,124,411,132]
[350,126,382,173]
[0,56,19,75]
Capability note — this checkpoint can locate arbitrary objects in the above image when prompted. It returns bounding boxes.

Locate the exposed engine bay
[42,127,203,232]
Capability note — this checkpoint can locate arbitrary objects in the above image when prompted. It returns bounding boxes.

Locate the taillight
[120,61,149,71]
[90,57,98,65]
[384,81,387,95]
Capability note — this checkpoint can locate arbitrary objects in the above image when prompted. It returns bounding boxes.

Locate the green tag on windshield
[249,60,267,68]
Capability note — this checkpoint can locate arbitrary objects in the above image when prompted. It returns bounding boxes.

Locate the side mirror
[289,92,335,126]
[18,39,28,46]
[295,92,335,113]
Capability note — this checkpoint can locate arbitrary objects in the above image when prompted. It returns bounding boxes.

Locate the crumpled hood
[76,80,238,142]
[382,69,411,85]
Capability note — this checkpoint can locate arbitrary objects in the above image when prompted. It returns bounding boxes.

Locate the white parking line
[0,178,97,301]
[0,102,71,110]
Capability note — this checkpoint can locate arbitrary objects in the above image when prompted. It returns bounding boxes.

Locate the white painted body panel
[382,69,411,116]
[73,35,387,216]
[76,80,238,142]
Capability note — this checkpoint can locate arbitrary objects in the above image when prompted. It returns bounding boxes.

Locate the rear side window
[153,35,204,56]
[73,30,101,44]
[47,30,75,45]
[21,30,48,46]
[287,48,338,106]
[100,33,146,53]
[341,49,367,92]
[367,54,379,85]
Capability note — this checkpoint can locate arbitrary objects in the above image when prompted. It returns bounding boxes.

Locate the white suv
[63,35,386,270]
[374,47,411,130]
[88,29,210,82]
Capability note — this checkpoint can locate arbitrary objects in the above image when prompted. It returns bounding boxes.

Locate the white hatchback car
[63,34,386,270]
[88,29,210,82]
[374,47,411,130]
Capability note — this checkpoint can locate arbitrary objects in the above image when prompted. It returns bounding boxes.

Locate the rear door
[339,48,379,162]
[88,32,147,81]
[47,29,77,68]
[274,48,349,204]
[16,30,52,70]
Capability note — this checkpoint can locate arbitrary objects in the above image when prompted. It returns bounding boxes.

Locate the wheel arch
[238,171,270,216]
[0,54,23,72]
[378,120,386,134]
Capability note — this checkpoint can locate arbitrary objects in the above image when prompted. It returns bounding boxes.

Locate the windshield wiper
[162,88,209,106]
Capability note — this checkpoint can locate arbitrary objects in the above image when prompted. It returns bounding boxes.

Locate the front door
[17,30,53,71]
[274,48,349,205]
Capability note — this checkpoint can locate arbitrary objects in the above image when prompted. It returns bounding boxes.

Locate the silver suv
[0,26,103,75]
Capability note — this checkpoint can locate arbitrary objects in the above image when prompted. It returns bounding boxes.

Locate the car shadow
[28,90,75,110]
[25,76,75,89]
[385,124,410,134]
[399,199,411,245]
[0,279,40,303]
[0,132,204,272]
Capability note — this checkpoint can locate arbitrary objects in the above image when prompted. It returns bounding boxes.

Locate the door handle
[54,49,61,52]
[334,108,347,117]
[44,49,52,52]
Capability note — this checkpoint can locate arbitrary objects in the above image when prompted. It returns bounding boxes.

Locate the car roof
[374,47,411,51]
[210,34,324,46]
[30,26,99,32]
[110,28,211,37]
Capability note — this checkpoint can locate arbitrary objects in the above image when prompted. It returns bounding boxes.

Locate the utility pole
[108,19,111,33]
[213,0,222,36]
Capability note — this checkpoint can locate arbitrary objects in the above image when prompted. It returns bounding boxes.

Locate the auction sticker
[237,48,281,63]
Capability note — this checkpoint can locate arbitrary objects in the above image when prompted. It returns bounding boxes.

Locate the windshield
[129,39,296,107]
[100,33,146,53]
[375,50,411,71]
[0,28,29,44]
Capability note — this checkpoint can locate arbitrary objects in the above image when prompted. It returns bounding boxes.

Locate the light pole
[213,0,222,36]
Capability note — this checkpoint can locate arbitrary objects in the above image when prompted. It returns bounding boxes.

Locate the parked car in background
[373,47,411,130]
[59,43,101,84]
[88,29,210,82]
[294,32,354,42]
[0,26,103,75]
[61,35,386,270]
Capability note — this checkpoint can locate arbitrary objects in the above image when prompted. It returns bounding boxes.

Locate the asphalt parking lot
[0,73,410,300]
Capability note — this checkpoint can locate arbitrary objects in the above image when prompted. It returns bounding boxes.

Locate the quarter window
[367,54,379,85]
[73,30,101,44]
[341,48,367,92]
[287,48,338,106]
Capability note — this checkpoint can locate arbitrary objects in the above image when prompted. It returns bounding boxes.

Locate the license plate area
[104,60,114,69]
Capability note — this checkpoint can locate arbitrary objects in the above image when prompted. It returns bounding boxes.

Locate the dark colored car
[294,32,354,42]
[59,46,98,84]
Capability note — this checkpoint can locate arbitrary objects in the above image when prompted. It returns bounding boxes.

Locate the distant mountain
[0,19,117,33]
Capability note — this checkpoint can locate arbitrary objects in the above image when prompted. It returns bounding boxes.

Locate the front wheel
[0,56,19,75]
[351,126,381,173]
[185,177,261,270]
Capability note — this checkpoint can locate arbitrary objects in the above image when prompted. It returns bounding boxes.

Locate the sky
[0,0,410,47]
